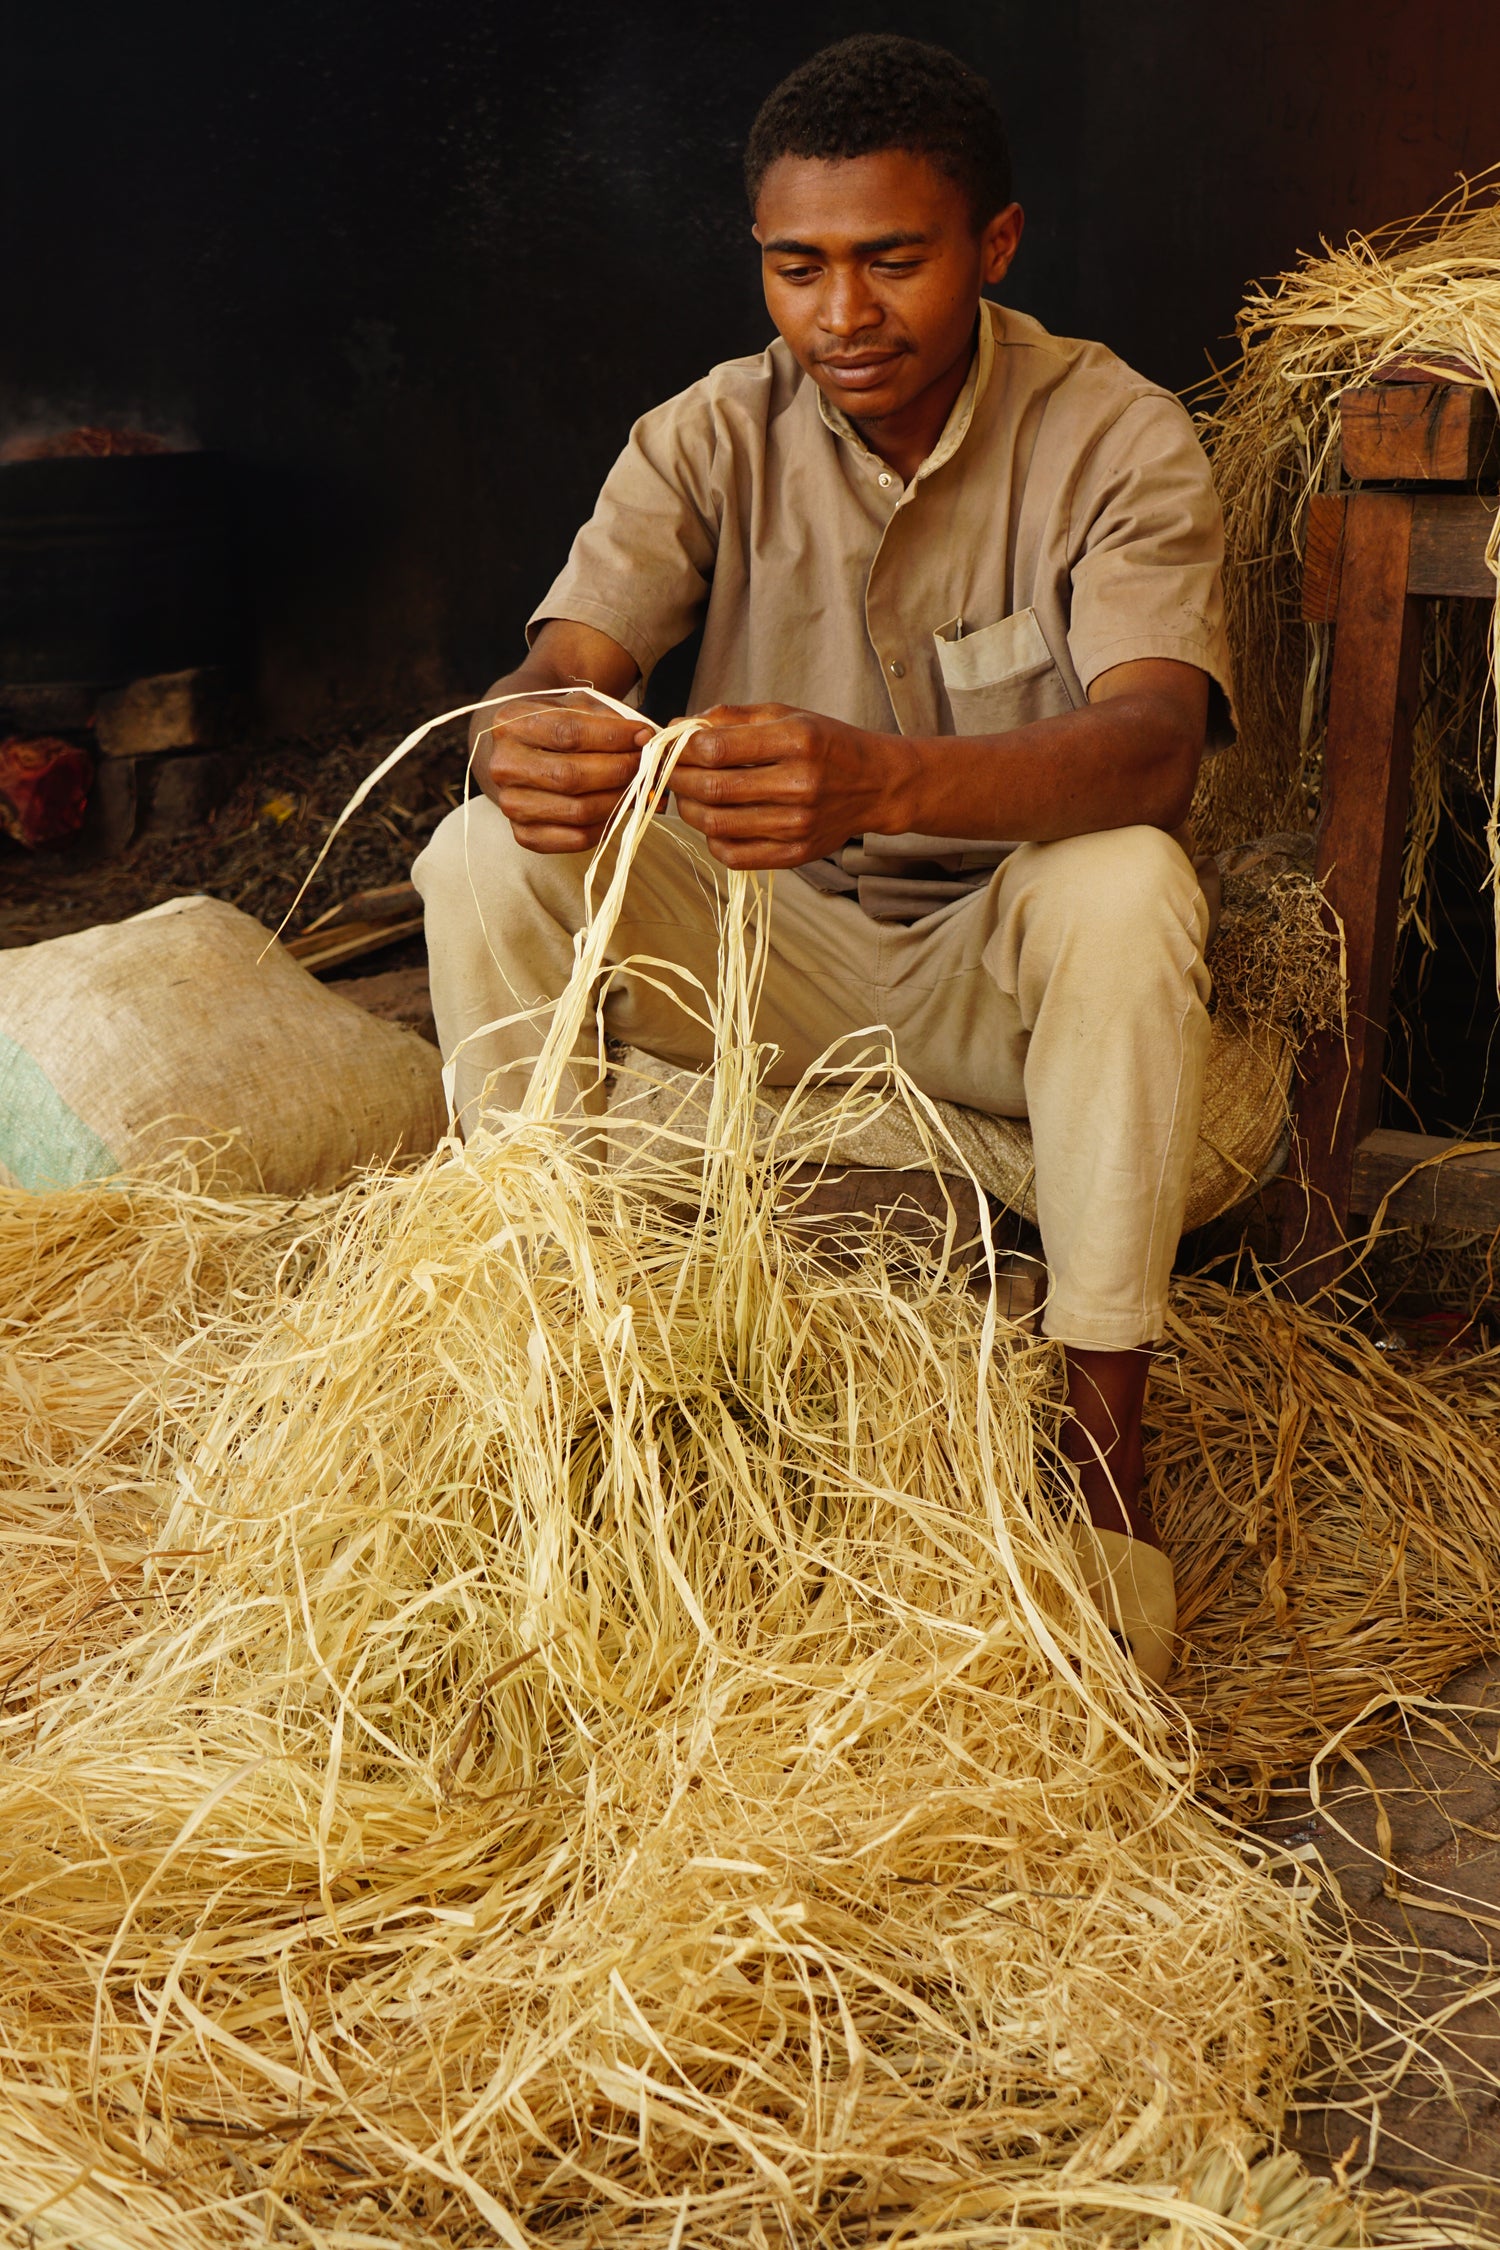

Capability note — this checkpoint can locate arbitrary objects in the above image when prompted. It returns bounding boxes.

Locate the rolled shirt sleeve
[1063,394,1236,746]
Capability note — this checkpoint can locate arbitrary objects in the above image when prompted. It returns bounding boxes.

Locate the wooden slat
[1409,495,1499,600]
[284,915,425,974]
[284,878,426,975]
[1340,380,1496,482]
[1350,1129,1500,1230]
[1285,492,1423,1286]
[1302,494,1496,618]
[299,879,422,936]
[1302,494,1347,621]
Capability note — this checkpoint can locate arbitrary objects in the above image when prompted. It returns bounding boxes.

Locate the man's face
[754,150,1023,425]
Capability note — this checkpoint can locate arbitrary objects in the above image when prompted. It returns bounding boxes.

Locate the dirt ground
[1265,1654,1500,2223]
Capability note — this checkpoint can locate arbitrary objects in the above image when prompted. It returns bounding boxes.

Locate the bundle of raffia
[1194,175,1500,954]
[0,709,1495,2247]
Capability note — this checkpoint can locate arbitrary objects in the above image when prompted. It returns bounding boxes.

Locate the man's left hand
[670,703,909,869]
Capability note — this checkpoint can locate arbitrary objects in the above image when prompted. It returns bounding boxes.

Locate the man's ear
[980,202,1025,288]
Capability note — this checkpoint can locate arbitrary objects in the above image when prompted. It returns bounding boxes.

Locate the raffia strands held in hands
[1193,174,1500,958]
[0,709,1494,2247]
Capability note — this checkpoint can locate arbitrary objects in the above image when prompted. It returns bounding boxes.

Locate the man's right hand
[475,692,654,854]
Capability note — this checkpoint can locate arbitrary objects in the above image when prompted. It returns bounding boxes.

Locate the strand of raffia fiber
[1192,172,1500,960]
[0,708,1429,2249]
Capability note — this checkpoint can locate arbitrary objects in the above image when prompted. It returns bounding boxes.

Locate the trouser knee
[990,827,1209,1010]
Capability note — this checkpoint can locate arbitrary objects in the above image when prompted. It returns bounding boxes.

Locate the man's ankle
[1061,1344,1156,1544]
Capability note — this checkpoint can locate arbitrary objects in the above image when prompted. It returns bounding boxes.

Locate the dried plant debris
[1209,834,1346,1051]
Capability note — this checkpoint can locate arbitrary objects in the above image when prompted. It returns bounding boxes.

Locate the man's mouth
[816,351,905,392]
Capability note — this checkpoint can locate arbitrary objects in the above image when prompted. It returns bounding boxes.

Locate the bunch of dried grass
[1209,838,1346,1051]
[1194,177,1500,951]
[0,716,1491,2246]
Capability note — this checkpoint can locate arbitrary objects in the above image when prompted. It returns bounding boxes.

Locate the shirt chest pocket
[933,606,1080,735]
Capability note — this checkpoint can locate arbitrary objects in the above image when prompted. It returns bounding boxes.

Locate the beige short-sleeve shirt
[530,301,1233,922]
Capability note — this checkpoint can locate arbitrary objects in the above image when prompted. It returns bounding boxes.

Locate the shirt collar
[814,300,997,485]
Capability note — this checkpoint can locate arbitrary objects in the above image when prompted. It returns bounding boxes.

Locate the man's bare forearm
[879,685,1205,845]
[466,619,641,758]
[672,659,1211,870]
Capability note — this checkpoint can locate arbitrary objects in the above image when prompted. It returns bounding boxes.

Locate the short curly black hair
[744,34,1012,230]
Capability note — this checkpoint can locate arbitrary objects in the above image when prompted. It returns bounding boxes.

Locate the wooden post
[1283,491,1423,1289]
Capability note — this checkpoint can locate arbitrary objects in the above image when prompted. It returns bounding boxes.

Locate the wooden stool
[1285,367,1500,1285]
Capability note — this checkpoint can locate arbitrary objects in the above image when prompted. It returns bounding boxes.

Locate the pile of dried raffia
[0,716,1497,2247]
[1194,175,1500,955]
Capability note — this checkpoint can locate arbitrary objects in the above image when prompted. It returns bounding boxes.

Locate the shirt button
[888,659,906,678]
[878,472,894,488]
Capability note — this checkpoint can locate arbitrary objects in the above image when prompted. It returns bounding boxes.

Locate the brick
[82,757,139,855]
[94,668,230,758]
[140,750,240,836]
[0,681,97,732]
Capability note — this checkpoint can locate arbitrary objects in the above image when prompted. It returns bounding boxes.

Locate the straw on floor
[0,713,1493,2247]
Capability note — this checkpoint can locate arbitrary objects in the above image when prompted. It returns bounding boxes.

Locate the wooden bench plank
[1410,495,1499,600]
[1350,1128,1500,1230]
[1303,493,1496,618]
[1341,380,1496,482]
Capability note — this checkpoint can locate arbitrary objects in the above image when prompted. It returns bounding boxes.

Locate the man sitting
[413,34,1233,1682]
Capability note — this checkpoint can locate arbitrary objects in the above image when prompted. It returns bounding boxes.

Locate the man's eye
[776,264,819,282]
[875,260,923,276]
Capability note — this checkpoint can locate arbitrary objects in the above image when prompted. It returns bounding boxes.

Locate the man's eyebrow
[761,229,933,257]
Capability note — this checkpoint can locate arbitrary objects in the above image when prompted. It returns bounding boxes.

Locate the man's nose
[819,266,883,338]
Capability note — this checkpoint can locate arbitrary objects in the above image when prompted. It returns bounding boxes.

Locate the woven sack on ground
[0,895,446,1194]
[607,1009,1290,1233]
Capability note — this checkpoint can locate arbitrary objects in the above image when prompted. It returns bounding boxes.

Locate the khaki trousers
[412,801,1211,1351]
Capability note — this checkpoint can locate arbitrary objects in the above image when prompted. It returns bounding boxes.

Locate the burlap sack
[607,1011,1290,1235]
[0,895,446,1194]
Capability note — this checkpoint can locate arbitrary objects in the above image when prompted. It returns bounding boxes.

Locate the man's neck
[848,322,978,484]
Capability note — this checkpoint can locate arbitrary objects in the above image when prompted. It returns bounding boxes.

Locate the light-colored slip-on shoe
[1071,1525,1177,1686]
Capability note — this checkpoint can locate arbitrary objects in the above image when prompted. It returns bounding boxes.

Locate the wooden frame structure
[1285,370,1500,1283]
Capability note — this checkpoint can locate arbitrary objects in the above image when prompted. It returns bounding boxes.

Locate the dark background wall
[6,0,1500,735]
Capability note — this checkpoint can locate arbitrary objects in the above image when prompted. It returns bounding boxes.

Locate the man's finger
[675,720,802,771]
[484,748,644,797]
[674,797,814,841]
[510,821,609,855]
[493,708,652,756]
[671,756,814,807]
[495,783,633,828]
[702,836,818,870]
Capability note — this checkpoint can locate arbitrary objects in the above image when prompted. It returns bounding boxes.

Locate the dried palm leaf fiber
[0,711,1481,2248]
[1194,174,1500,960]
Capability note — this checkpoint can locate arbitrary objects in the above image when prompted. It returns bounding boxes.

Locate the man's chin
[813,371,912,423]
